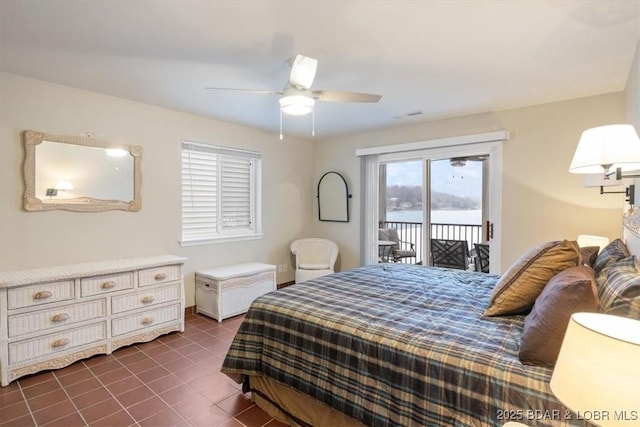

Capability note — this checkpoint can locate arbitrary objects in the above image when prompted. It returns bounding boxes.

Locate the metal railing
[381,221,483,265]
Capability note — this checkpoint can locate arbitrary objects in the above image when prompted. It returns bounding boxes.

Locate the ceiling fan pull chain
[312,106,315,137]
[279,109,283,141]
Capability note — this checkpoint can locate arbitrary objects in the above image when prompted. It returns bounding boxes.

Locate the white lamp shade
[279,95,315,116]
[550,313,640,426]
[576,235,609,252]
[569,124,640,174]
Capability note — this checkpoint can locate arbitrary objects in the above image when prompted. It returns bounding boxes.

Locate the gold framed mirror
[23,130,142,212]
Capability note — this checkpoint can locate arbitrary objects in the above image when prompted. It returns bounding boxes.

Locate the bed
[222,212,640,427]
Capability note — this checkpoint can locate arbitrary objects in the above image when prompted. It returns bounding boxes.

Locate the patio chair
[378,228,416,263]
[474,243,490,273]
[430,239,470,270]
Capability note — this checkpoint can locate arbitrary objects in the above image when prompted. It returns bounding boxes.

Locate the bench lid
[196,262,276,280]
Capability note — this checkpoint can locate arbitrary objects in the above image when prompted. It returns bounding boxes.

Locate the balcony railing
[381,221,483,265]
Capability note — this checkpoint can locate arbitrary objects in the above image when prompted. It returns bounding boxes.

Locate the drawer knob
[33,290,52,300]
[51,313,70,323]
[101,281,117,289]
[51,338,70,348]
[141,317,153,325]
[154,273,167,281]
[141,296,155,304]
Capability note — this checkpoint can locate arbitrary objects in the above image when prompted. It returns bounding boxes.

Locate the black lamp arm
[600,184,635,205]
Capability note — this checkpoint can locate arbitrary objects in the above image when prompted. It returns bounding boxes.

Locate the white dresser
[0,255,186,386]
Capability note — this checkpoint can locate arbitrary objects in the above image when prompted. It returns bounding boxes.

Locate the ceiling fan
[206,54,382,138]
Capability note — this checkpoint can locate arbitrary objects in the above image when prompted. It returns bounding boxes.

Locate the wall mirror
[317,171,352,222]
[23,130,142,212]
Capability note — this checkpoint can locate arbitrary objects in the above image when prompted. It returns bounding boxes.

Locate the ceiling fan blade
[205,87,281,95]
[312,90,382,103]
[289,54,318,89]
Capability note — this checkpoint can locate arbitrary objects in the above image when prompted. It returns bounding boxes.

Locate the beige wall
[0,70,634,303]
[311,93,628,272]
[0,73,314,306]
[625,40,640,203]
[626,40,639,129]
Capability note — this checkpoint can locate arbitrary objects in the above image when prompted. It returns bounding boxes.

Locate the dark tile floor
[0,313,287,427]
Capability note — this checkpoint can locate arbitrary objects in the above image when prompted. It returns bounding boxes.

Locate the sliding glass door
[373,148,497,271]
[359,132,505,273]
[379,160,425,264]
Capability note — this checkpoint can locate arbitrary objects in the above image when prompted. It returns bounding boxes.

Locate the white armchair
[290,238,339,284]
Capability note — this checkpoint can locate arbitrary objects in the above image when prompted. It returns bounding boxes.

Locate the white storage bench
[195,263,276,322]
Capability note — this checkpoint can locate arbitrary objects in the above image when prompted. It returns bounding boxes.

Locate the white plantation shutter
[221,155,252,231]
[181,141,261,245]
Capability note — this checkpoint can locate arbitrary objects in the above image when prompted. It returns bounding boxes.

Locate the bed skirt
[249,375,364,427]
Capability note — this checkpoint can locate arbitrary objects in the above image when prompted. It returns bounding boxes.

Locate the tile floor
[0,313,287,427]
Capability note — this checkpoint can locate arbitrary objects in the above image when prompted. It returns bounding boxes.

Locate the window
[181,141,262,245]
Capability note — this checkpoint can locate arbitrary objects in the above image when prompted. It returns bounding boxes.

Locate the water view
[386,209,481,225]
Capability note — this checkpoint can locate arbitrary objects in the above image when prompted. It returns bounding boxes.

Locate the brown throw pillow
[579,246,599,267]
[519,265,598,367]
[484,240,580,316]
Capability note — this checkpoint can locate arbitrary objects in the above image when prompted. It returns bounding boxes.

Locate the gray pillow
[597,256,640,320]
[519,265,598,367]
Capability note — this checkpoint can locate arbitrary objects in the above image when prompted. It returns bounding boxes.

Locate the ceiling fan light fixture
[279,95,315,116]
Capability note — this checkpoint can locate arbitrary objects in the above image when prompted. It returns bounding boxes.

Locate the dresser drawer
[111,284,181,314]
[138,265,181,287]
[112,304,181,336]
[81,272,133,297]
[9,322,107,364]
[8,299,107,338]
[7,280,75,310]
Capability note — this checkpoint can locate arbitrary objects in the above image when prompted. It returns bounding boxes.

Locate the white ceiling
[1,1,639,140]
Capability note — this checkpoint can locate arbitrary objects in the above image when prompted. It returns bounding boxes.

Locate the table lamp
[550,313,640,426]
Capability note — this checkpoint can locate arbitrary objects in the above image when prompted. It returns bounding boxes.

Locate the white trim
[182,140,260,158]
[180,233,265,247]
[361,155,380,265]
[355,130,509,157]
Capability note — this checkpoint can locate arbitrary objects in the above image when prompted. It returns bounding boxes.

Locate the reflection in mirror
[36,141,134,201]
[317,171,352,222]
[23,130,142,212]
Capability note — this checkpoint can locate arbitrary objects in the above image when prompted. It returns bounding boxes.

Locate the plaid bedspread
[222,264,584,427]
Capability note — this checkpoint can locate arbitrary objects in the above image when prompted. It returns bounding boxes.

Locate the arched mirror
[23,130,142,212]
[317,171,351,222]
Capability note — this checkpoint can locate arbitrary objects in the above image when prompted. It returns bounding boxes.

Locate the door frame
[358,131,507,273]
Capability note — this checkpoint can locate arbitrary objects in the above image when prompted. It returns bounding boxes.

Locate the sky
[385,159,483,199]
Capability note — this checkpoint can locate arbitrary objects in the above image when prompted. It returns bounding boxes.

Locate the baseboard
[277,280,295,289]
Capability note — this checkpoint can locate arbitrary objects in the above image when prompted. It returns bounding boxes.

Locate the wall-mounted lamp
[46,180,74,197]
[569,124,640,205]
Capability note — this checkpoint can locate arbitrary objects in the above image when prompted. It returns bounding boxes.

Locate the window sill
[180,233,264,247]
